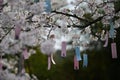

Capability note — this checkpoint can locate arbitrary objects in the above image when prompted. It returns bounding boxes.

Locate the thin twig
[0,28,13,43]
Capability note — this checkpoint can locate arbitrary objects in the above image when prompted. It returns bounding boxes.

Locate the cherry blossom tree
[0,0,120,80]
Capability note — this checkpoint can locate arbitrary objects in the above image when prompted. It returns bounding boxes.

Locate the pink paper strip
[21,68,25,74]
[22,49,29,59]
[15,24,21,40]
[0,0,3,4]
[0,62,2,69]
[103,31,108,47]
[0,0,3,6]
[0,56,2,70]
[74,56,79,70]
[61,41,67,57]
[0,0,3,11]
[111,43,117,58]
[48,56,51,70]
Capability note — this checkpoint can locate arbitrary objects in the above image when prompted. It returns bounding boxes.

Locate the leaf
[83,13,93,20]
[98,9,105,14]
[114,1,120,13]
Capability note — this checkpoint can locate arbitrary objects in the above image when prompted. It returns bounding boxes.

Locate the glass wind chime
[61,29,67,58]
[72,33,88,70]
[103,19,117,59]
[41,34,56,70]
[72,33,81,70]
[109,19,117,59]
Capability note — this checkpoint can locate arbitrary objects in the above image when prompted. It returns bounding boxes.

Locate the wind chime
[72,32,88,70]
[41,34,56,70]
[109,19,117,59]
[72,33,81,70]
[61,28,67,58]
[72,34,88,70]
[103,19,117,59]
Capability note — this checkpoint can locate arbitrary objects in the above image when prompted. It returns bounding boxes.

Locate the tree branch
[52,0,120,29]
[69,6,120,29]
[51,10,89,22]
[70,15,106,29]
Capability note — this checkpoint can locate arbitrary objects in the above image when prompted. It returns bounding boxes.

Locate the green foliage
[90,21,104,35]
[4,54,17,61]
[83,13,93,21]
[98,8,105,14]
[24,48,110,80]
[114,16,120,21]
[34,0,39,3]
[114,0,120,12]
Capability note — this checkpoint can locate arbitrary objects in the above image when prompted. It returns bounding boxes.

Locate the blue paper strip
[83,53,88,67]
[45,0,51,13]
[75,46,82,61]
[109,19,114,39]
